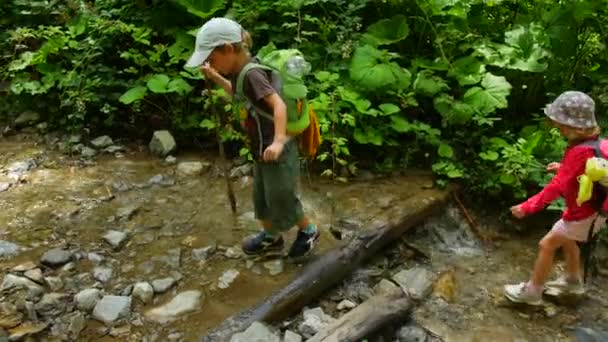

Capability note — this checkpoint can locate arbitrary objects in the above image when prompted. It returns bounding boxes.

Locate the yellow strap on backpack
[577,157,608,206]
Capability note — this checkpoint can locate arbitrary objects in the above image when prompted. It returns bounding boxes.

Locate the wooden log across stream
[201,185,450,341]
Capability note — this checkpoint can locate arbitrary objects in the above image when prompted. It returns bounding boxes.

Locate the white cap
[184,17,243,68]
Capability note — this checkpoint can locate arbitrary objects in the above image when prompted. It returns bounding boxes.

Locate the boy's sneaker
[545,275,585,295]
[503,282,543,306]
[241,231,284,256]
[288,225,320,258]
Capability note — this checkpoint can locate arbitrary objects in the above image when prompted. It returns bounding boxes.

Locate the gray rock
[80,146,97,159]
[176,162,208,176]
[375,278,400,295]
[571,327,608,342]
[103,230,128,249]
[88,253,105,263]
[152,277,176,294]
[7,322,47,341]
[61,262,76,272]
[67,311,86,339]
[103,145,125,154]
[298,307,335,338]
[0,241,21,258]
[35,293,68,316]
[230,322,280,342]
[263,259,284,276]
[116,205,139,221]
[45,277,63,291]
[149,130,177,157]
[392,268,435,300]
[92,295,132,325]
[74,288,102,312]
[36,122,48,132]
[148,174,175,187]
[230,164,253,178]
[224,247,242,259]
[159,248,181,269]
[337,299,357,310]
[132,282,154,304]
[284,330,303,342]
[93,267,113,283]
[6,159,36,180]
[0,183,10,193]
[145,290,202,324]
[396,324,429,342]
[1,274,44,297]
[23,269,43,284]
[40,248,73,267]
[168,332,183,341]
[165,156,177,164]
[120,284,134,296]
[218,270,239,289]
[192,245,216,261]
[11,261,37,272]
[91,135,113,148]
[14,111,40,127]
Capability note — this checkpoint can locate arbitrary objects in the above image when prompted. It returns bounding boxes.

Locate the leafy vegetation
[1,0,607,208]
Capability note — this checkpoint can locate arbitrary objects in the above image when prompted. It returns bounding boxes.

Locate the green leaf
[363,15,409,45]
[199,119,216,130]
[119,86,147,104]
[499,173,516,184]
[379,103,400,116]
[9,52,35,71]
[390,116,411,133]
[479,151,499,161]
[173,0,225,18]
[349,45,411,91]
[447,56,486,86]
[447,169,464,178]
[147,74,171,93]
[438,143,454,158]
[433,93,475,124]
[463,73,512,115]
[413,70,449,96]
[167,78,193,95]
[353,127,383,146]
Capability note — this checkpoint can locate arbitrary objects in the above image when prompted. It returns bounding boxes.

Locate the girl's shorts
[551,214,606,242]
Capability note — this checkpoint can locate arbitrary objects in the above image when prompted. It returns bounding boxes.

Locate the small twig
[453,192,493,246]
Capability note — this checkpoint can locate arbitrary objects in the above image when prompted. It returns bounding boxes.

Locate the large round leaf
[447,56,486,86]
[413,70,449,96]
[363,15,410,45]
[463,73,512,115]
[147,74,171,93]
[119,86,147,104]
[349,45,411,91]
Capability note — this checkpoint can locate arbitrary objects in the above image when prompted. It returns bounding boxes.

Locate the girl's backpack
[233,48,321,159]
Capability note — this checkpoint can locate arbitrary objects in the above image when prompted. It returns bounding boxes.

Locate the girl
[185,17,320,258]
[505,90,606,305]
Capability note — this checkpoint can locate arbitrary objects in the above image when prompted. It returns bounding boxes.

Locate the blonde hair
[562,124,601,144]
[216,29,252,56]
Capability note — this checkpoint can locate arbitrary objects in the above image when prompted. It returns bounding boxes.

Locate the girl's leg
[562,239,581,280]
[530,230,570,287]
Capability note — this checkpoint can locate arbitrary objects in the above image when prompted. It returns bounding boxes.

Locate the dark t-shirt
[231,59,277,157]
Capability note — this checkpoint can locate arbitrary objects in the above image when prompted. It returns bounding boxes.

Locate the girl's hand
[200,62,221,82]
[263,141,285,162]
[546,162,561,173]
[510,205,526,219]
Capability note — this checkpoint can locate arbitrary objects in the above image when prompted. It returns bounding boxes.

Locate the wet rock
[230,322,280,342]
[544,305,558,318]
[375,278,400,295]
[0,304,22,329]
[165,155,177,164]
[177,161,208,176]
[337,299,357,311]
[109,325,131,337]
[104,145,125,154]
[230,164,253,178]
[263,260,284,276]
[392,267,435,300]
[570,327,608,341]
[92,295,131,325]
[158,248,181,269]
[91,135,113,149]
[168,332,183,341]
[23,269,43,284]
[396,323,429,342]
[74,288,102,312]
[218,270,239,289]
[45,277,63,291]
[111,180,131,192]
[145,290,202,324]
[1,274,43,297]
[61,262,76,272]
[192,245,216,261]
[0,241,21,258]
[80,146,97,159]
[116,205,140,221]
[224,247,242,259]
[432,270,456,303]
[93,267,113,283]
[132,282,154,304]
[35,293,68,316]
[50,311,86,340]
[24,301,37,321]
[0,183,10,193]
[103,230,128,249]
[284,330,303,342]
[298,307,335,338]
[149,130,177,157]
[148,174,175,187]
[7,322,47,341]
[14,111,40,128]
[88,252,105,263]
[40,248,73,267]
[120,284,134,296]
[6,159,36,180]
[152,278,176,294]
[11,262,37,272]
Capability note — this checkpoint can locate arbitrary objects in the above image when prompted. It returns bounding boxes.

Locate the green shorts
[253,141,304,233]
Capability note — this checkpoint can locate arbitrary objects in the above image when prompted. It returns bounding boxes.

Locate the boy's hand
[200,62,221,82]
[263,141,285,162]
[510,205,526,219]
[546,162,561,173]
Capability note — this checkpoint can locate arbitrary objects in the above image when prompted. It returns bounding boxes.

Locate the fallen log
[308,288,412,342]
[201,187,449,342]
